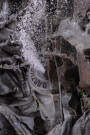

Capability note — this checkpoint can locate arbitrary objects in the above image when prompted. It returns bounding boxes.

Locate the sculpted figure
[0,1,55,135]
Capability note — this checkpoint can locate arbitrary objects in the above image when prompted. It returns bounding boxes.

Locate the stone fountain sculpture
[0,0,55,135]
[0,0,90,135]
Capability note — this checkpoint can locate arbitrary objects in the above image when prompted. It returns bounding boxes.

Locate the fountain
[0,0,90,135]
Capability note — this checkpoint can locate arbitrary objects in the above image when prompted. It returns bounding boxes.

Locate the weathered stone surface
[71,110,90,135]
[0,0,90,135]
[74,0,90,17]
[77,53,90,90]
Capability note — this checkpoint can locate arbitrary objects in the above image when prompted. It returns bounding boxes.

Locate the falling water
[16,0,45,73]
[58,18,90,53]
[0,0,9,25]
